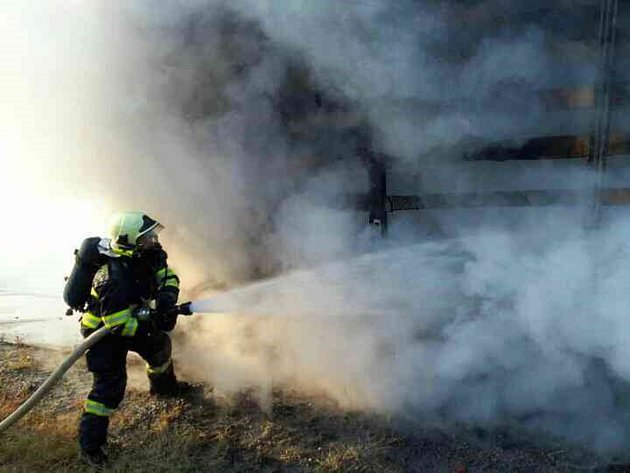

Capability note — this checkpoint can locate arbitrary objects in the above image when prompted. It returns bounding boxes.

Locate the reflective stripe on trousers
[84,399,115,417]
[147,359,172,375]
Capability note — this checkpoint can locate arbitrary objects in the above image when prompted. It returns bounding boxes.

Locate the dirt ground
[0,341,626,472]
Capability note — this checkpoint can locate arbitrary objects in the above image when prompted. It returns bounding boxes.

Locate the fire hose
[0,302,194,434]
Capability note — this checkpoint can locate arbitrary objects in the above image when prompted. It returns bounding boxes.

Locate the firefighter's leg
[79,335,128,453]
[132,331,178,395]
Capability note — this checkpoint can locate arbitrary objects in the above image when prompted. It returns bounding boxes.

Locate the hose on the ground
[0,326,110,433]
[0,301,196,433]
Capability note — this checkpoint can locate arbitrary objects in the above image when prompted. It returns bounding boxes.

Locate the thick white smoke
[185,210,630,453]
[4,0,630,456]
[230,0,597,165]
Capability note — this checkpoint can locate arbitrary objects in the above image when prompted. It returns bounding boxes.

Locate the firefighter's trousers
[78,330,176,452]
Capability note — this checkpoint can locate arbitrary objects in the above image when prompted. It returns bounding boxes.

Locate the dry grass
[3,348,35,372]
[0,341,616,472]
[0,407,86,472]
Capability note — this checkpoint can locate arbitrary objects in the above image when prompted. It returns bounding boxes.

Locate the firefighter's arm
[154,264,180,331]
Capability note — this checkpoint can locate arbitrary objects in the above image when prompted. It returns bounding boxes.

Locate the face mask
[136,230,160,252]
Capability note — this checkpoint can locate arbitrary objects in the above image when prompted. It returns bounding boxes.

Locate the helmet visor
[136,224,163,251]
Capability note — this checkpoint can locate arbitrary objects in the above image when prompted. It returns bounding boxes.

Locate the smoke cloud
[182,210,630,453]
[5,0,630,456]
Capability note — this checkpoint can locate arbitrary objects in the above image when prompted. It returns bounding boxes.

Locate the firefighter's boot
[79,446,110,470]
[149,361,198,397]
[148,361,178,396]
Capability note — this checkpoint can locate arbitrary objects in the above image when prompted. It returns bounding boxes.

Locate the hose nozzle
[177,301,193,316]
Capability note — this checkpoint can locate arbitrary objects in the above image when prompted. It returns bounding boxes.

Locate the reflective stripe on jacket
[79,249,179,334]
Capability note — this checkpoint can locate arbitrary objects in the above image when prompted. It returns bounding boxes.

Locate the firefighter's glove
[156,291,177,314]
[155,310,178,332]
[155,291,178,332]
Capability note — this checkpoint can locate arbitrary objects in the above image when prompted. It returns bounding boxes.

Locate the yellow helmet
[108,211,163,255]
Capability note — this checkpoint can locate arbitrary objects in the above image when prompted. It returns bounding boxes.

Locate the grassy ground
[0,341,619,472]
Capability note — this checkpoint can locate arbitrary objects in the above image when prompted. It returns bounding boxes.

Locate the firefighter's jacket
[80,247,180,336]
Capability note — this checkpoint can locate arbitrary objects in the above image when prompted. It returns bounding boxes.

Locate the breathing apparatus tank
[63,237,108,311]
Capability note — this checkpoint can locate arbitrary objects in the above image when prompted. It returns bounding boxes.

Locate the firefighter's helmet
[108,211,163,254]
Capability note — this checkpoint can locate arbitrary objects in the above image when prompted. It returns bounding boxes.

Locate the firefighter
[77,211,185,467]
